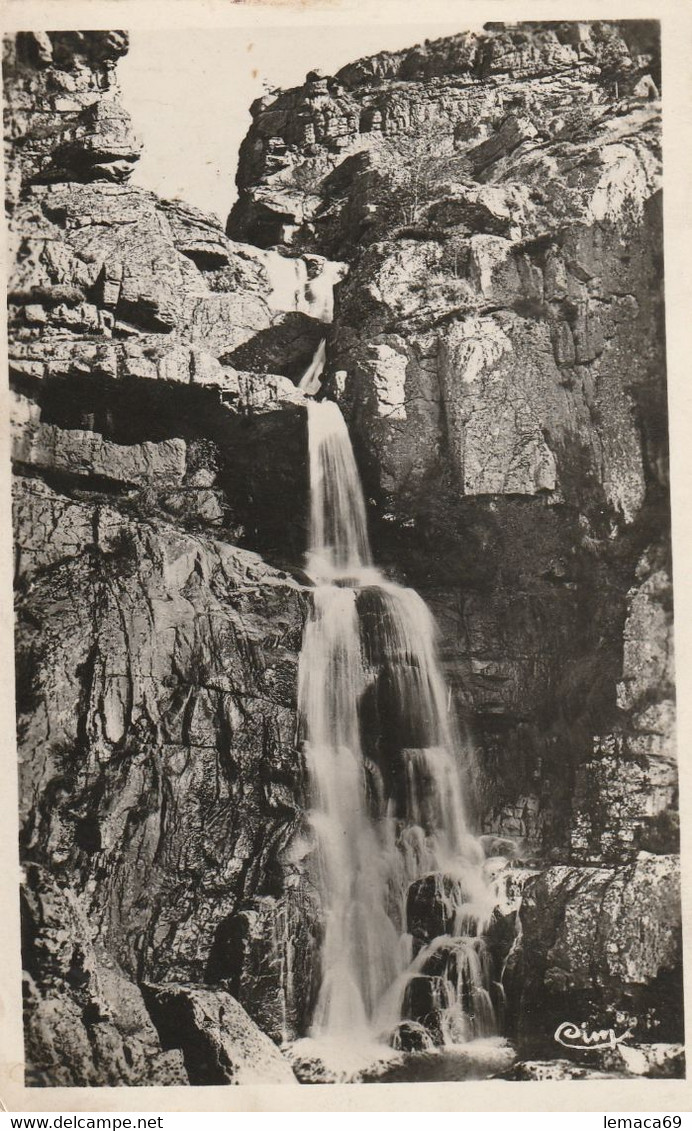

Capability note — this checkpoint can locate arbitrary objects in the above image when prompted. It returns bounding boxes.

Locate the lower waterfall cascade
[294,397,513,1067]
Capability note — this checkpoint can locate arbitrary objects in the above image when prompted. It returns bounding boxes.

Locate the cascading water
[298,339,327,398]
[296,397,503,1065]
[264,253,346,322]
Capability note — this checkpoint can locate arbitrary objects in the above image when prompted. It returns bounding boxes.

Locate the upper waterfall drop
[305,398,372,582]
[296,397,501,1061]
[264,252,348,322]
[298,339,326,397]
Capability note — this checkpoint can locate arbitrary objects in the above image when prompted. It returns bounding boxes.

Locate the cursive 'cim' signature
[554,1020,635,1051]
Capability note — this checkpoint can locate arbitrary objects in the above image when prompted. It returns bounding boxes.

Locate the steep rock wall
[230,20,673,862]
[230,20,681,1053]
[5,32,322,1084]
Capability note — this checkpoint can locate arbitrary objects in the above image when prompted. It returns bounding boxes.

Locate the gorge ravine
[6,23,682,1085]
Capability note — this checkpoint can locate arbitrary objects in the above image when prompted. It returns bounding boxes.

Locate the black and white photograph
[2,6,686,1100]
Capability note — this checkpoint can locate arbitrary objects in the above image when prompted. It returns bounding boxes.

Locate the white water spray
[297,397,500,1057]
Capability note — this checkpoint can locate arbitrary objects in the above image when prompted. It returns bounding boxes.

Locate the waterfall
[298,339,326,397]
[297,398,499,1059]
[303,398,371,578]
[265,253,346,322]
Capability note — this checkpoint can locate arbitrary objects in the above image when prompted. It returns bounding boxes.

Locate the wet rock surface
[361,1038,517,1083]
[206,889,321,1043]
[406,873,471,943]
[506,1059,617,1081]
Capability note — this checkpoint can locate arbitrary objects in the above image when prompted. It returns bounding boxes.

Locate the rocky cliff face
[231,19,680,1058]
[5,31,327,1085]
[7,22,681,1085]
[229,20,672,860]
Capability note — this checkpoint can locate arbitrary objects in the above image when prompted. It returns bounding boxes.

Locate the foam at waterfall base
[287,1035,401,1084]
[286,1035,516,1084]
[362,1037,517,1083]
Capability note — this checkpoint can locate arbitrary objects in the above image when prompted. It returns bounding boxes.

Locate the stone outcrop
[141,984,297,1085]
[231,22,661,255]
[508,853,681,1054]
[206,891,320,1044]
[22,865,188,1087]
[15,483,308,978]
[6,31,320,1085]
[14,475,311,1077]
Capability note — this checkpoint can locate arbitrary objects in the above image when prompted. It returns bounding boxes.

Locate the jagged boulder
[406,873,474,942]
[141,984,297,1085]
[512,854,682,1051]
[389,1019,435,1052]
[206,888,320,1044]
[21,866,188,1087]
[4,33,132,205]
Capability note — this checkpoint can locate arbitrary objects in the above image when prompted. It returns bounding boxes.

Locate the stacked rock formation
[6,30,324,1086]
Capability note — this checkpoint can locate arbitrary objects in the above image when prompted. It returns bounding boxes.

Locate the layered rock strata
[7,21,682,1083]
[6,31,321,1085]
